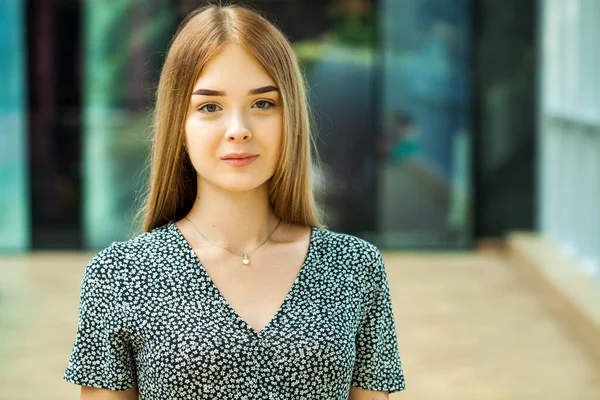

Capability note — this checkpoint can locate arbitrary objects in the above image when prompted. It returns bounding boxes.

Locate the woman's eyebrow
[192,85,279,96]
[248,85,279,95]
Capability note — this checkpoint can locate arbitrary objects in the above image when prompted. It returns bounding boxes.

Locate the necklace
[184,216,282,265]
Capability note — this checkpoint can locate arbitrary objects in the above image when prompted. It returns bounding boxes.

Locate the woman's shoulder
[122,220,176,252]
[312,228,386,291]
[85,221,177,275]
[313,227,381,265]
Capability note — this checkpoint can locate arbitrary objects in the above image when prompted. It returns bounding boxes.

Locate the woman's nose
[225,111,252,142]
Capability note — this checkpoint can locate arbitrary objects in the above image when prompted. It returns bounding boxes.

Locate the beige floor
[1,249,600,399]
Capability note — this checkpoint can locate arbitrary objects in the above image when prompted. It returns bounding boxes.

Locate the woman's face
[185,44,283,193]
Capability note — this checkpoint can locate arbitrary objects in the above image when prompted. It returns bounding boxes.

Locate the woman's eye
[198,104,221,113]
[253,100,275,110]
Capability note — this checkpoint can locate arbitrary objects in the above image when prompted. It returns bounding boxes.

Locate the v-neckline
[169,221,317,336]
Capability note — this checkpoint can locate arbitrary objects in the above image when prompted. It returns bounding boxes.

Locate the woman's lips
[222,155,259,167]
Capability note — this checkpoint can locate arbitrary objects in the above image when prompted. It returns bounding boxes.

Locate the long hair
[137,3,325,232]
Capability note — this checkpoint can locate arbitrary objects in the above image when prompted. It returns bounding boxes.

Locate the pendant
[242,253,250,265]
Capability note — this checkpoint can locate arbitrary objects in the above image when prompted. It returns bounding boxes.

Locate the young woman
[64,4,405,399]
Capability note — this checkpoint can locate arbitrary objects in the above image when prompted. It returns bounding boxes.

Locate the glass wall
[290,0,379,237]
[540,0,600,277]
[0,0,29,252]
[83,0,177,248]
[375,0,472,248]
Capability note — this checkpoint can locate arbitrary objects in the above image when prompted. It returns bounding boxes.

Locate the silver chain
[184,216,282,265]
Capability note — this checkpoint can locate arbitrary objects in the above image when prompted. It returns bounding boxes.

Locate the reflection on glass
[379,112,423,166]
[294,0,378,235]
[83,1,176,248]
[0,0,29,252]
[376,0,472,248]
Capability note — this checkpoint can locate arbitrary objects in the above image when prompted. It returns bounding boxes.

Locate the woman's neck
[184,180,280,253]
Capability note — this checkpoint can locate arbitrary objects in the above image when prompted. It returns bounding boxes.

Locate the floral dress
[64,221,406,399]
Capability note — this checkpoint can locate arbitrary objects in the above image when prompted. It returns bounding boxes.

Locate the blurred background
[1,0,599,398]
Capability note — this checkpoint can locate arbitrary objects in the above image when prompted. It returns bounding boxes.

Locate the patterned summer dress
[64,221,406,399]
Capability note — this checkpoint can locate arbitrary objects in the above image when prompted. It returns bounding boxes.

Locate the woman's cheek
[185,121,205,162]
[186,117,209,144]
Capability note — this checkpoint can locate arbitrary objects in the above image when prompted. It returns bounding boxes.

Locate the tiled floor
[1,249,600,399]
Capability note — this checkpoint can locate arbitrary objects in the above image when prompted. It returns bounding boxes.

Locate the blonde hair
[137,3,324,232]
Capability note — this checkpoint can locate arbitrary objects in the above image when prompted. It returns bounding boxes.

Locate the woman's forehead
[192,44,276,92]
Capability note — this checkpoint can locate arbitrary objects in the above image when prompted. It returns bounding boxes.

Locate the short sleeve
[63,243,137,390]
[351,248,406,393]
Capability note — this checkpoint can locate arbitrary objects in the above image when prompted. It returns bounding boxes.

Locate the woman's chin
[196,172,272,194]
[218,179,270,193]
